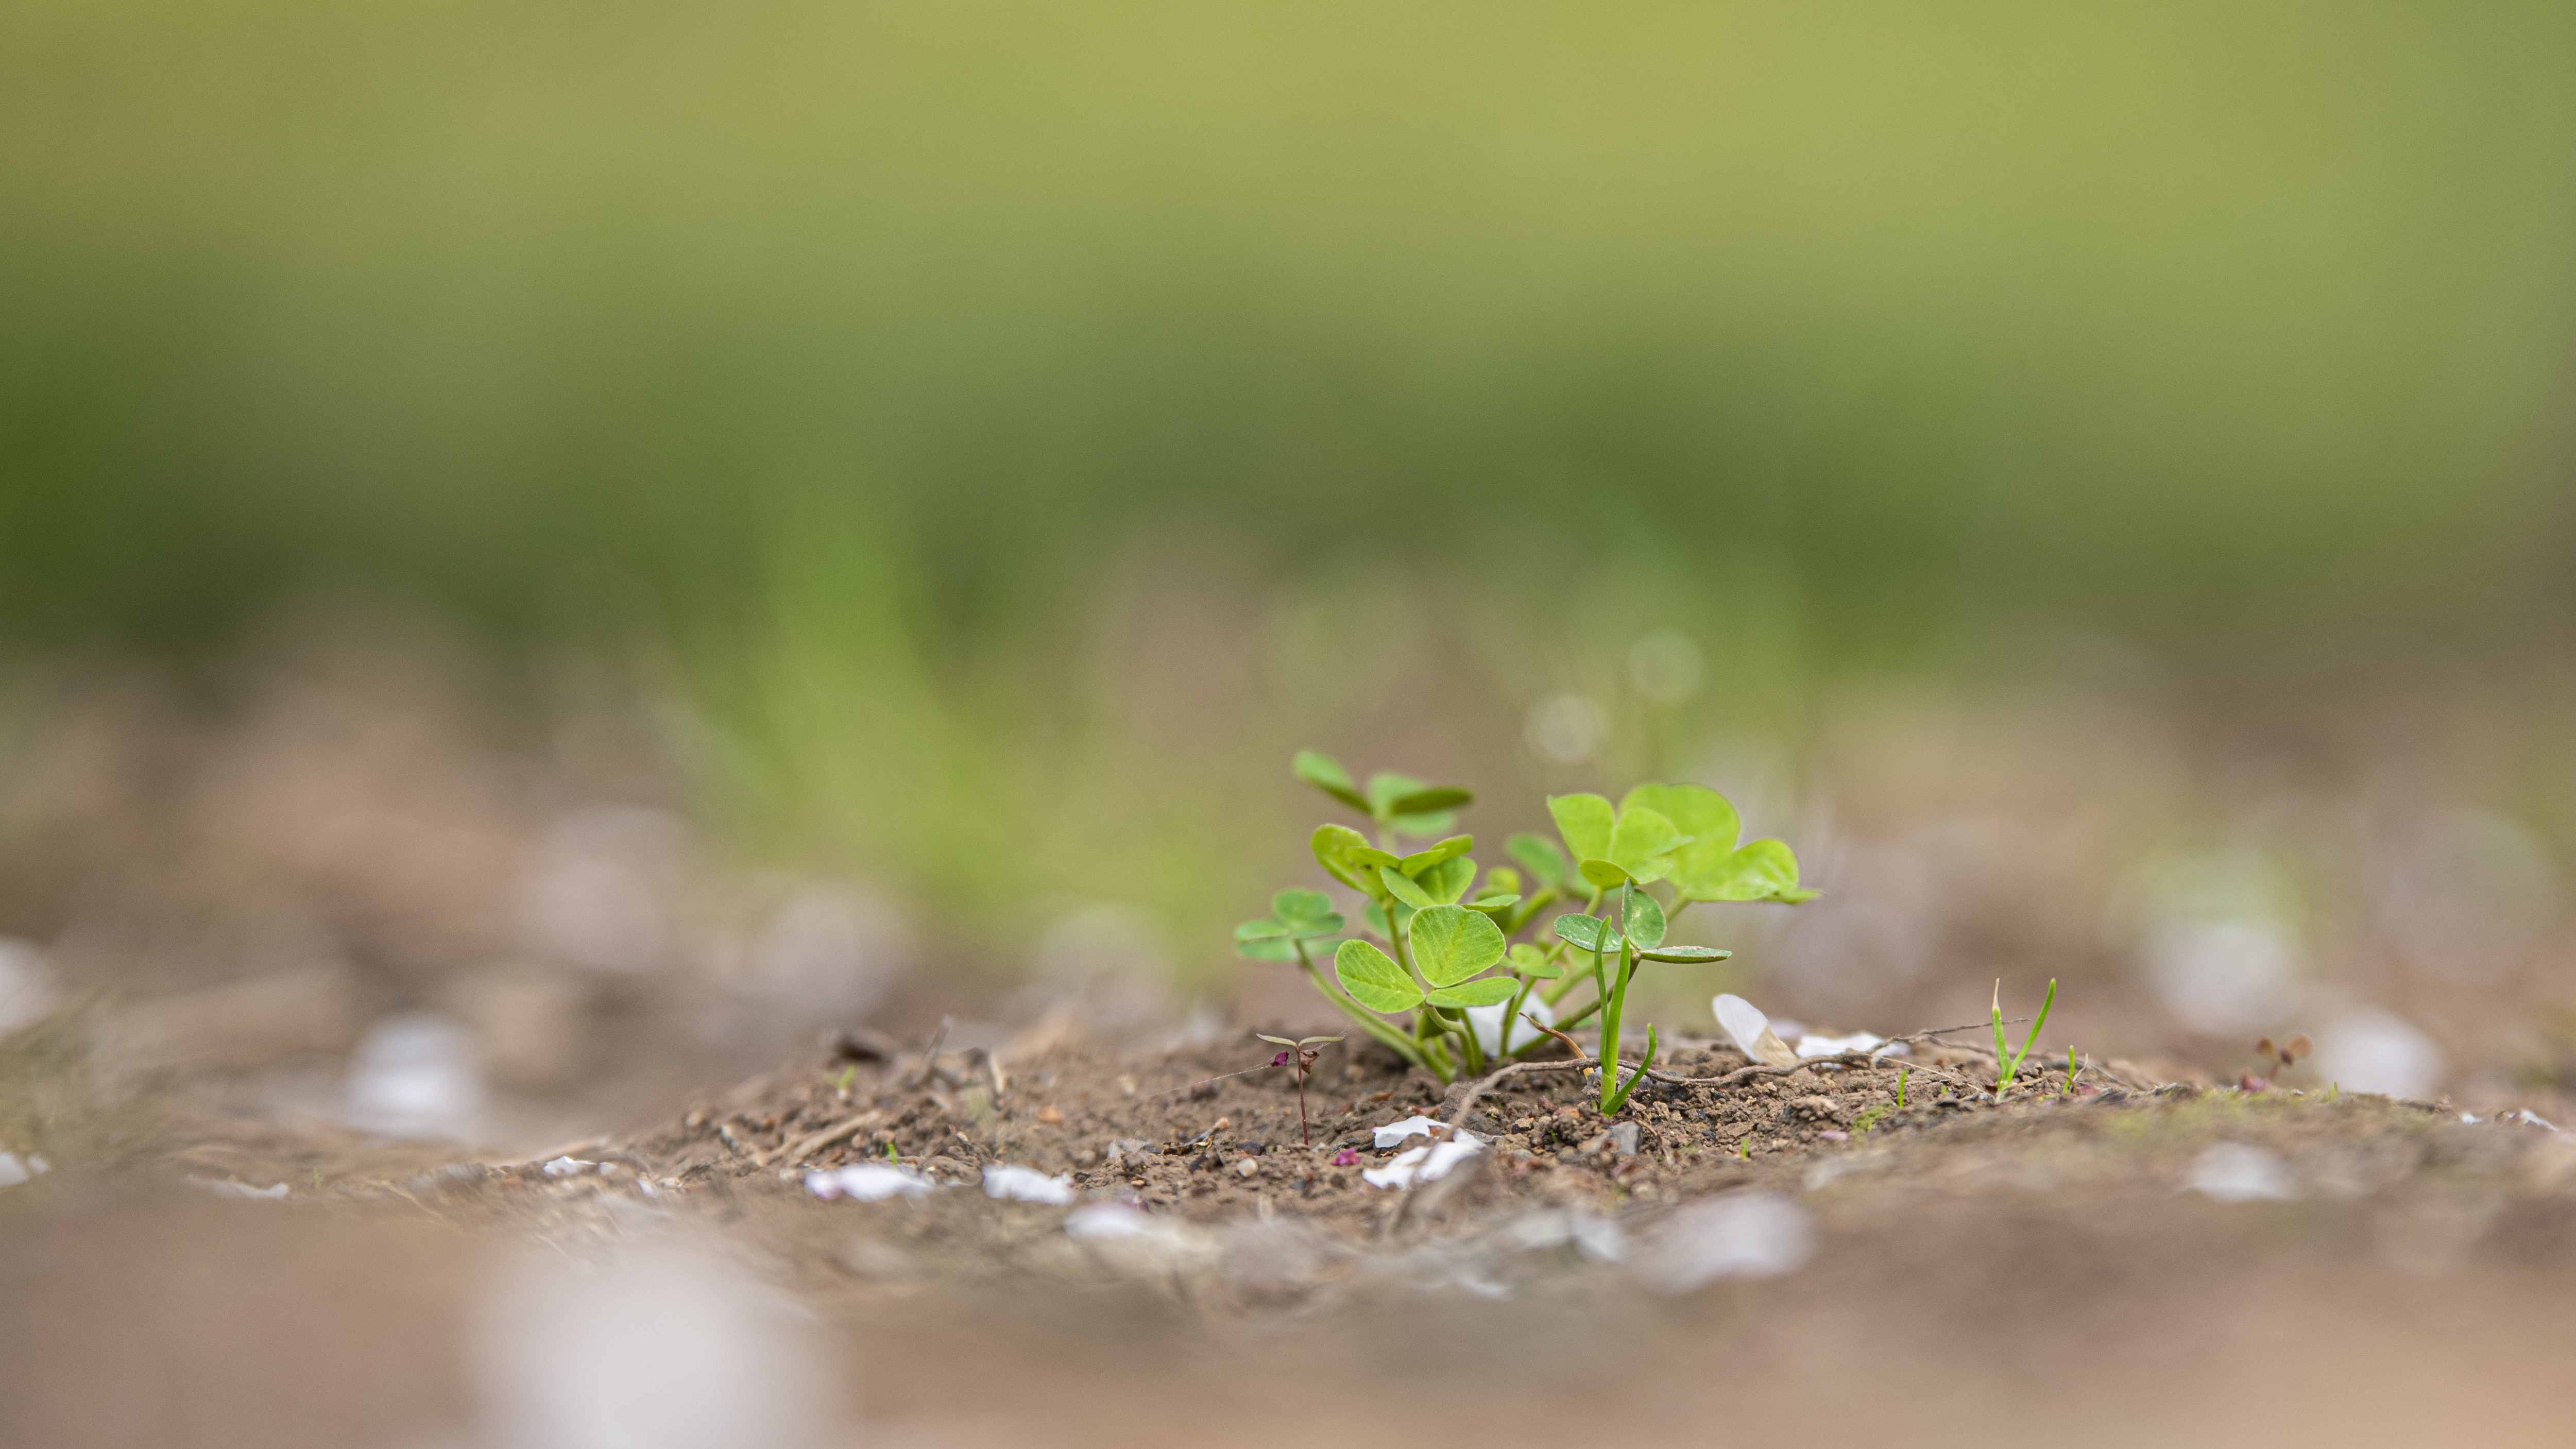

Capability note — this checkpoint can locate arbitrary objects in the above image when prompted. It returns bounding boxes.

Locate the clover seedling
[1255,1032,1343,1146]
[1241,751,1817,1091]
[1990,977,2059,1097]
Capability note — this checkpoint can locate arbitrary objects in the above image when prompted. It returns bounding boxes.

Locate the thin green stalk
[1991,977,2058,1097]
[1602,1024,1658,1115]
[1598,942,1634,1113]
[1387,899,1424,987]
[1499,974,1538,1058]
[1594,917,1625,1114]
[1458,1020,1486,1075]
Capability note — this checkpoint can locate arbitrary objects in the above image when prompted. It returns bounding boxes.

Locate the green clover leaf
[1407,904,1506,987]
[1334,940,1423,1013]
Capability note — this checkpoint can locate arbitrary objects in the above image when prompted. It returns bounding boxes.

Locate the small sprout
[1990,977,2059,1098]
[1254,1032,1343,1146]
[1896,1065,1909,1107]
[1850,1104,1892,1136]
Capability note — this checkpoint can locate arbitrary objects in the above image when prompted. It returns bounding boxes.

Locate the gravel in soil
[20,1031,2576,1447]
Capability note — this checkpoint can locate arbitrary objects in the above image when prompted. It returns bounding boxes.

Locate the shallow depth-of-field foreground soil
[9,1024,2576,1448]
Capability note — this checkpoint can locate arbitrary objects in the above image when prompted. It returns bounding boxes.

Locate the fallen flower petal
[1795,1031,1891,1058]
[541,1156,599,1178]
[1373,1115,1449,1149]
[1467,995,1556,1056]
[1361,1135,1482,1189]
[982,1164,1077,1205]
[1331,1148,1359,1167]
[804,1164,932,1202]
[1714,995,1800,1068]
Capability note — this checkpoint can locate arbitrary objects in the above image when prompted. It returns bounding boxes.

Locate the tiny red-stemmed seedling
[1255,1033,1344,1146]
[2256,1032,2313,1073]
[2242,1031,2312,1093]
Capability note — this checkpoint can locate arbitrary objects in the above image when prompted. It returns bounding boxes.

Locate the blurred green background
[5,0,2574,986]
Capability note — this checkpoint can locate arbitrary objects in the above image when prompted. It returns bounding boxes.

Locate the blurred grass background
[4,0,2575,995]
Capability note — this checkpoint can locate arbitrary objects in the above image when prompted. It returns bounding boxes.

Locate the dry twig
[755,1110,889,1169]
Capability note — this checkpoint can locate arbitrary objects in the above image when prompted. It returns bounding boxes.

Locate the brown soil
[14,1029,2576,1447]
[623,1035,2112,1226]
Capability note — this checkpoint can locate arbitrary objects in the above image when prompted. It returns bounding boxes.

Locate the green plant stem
[1387,900,1425,988]
[1596,938,1628,1113]
[1603,1024,1658,1115]
[1444,1006,1487,1075]
[1499,975,1539,1057]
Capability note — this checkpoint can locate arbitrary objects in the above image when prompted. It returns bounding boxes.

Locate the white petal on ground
[1362,1135,1483,1190]
[1795,1031,1891,1058]
[0,1151,31,1188]
[1063,1203,1154,1240]
[805,1164,932,1202]
[982,1164,1076,1204]
[2310,1009,2444,1100]
[343,1012,485,1140]
[187,1177,289,1200]
[1373,1114,1451,1149]
[2187,1143,2299,1203]
[542,1156,598,1177]
[1631,1192,1815,1291]
[1469,994,1556,1056]
[1714,995,1800,1068]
